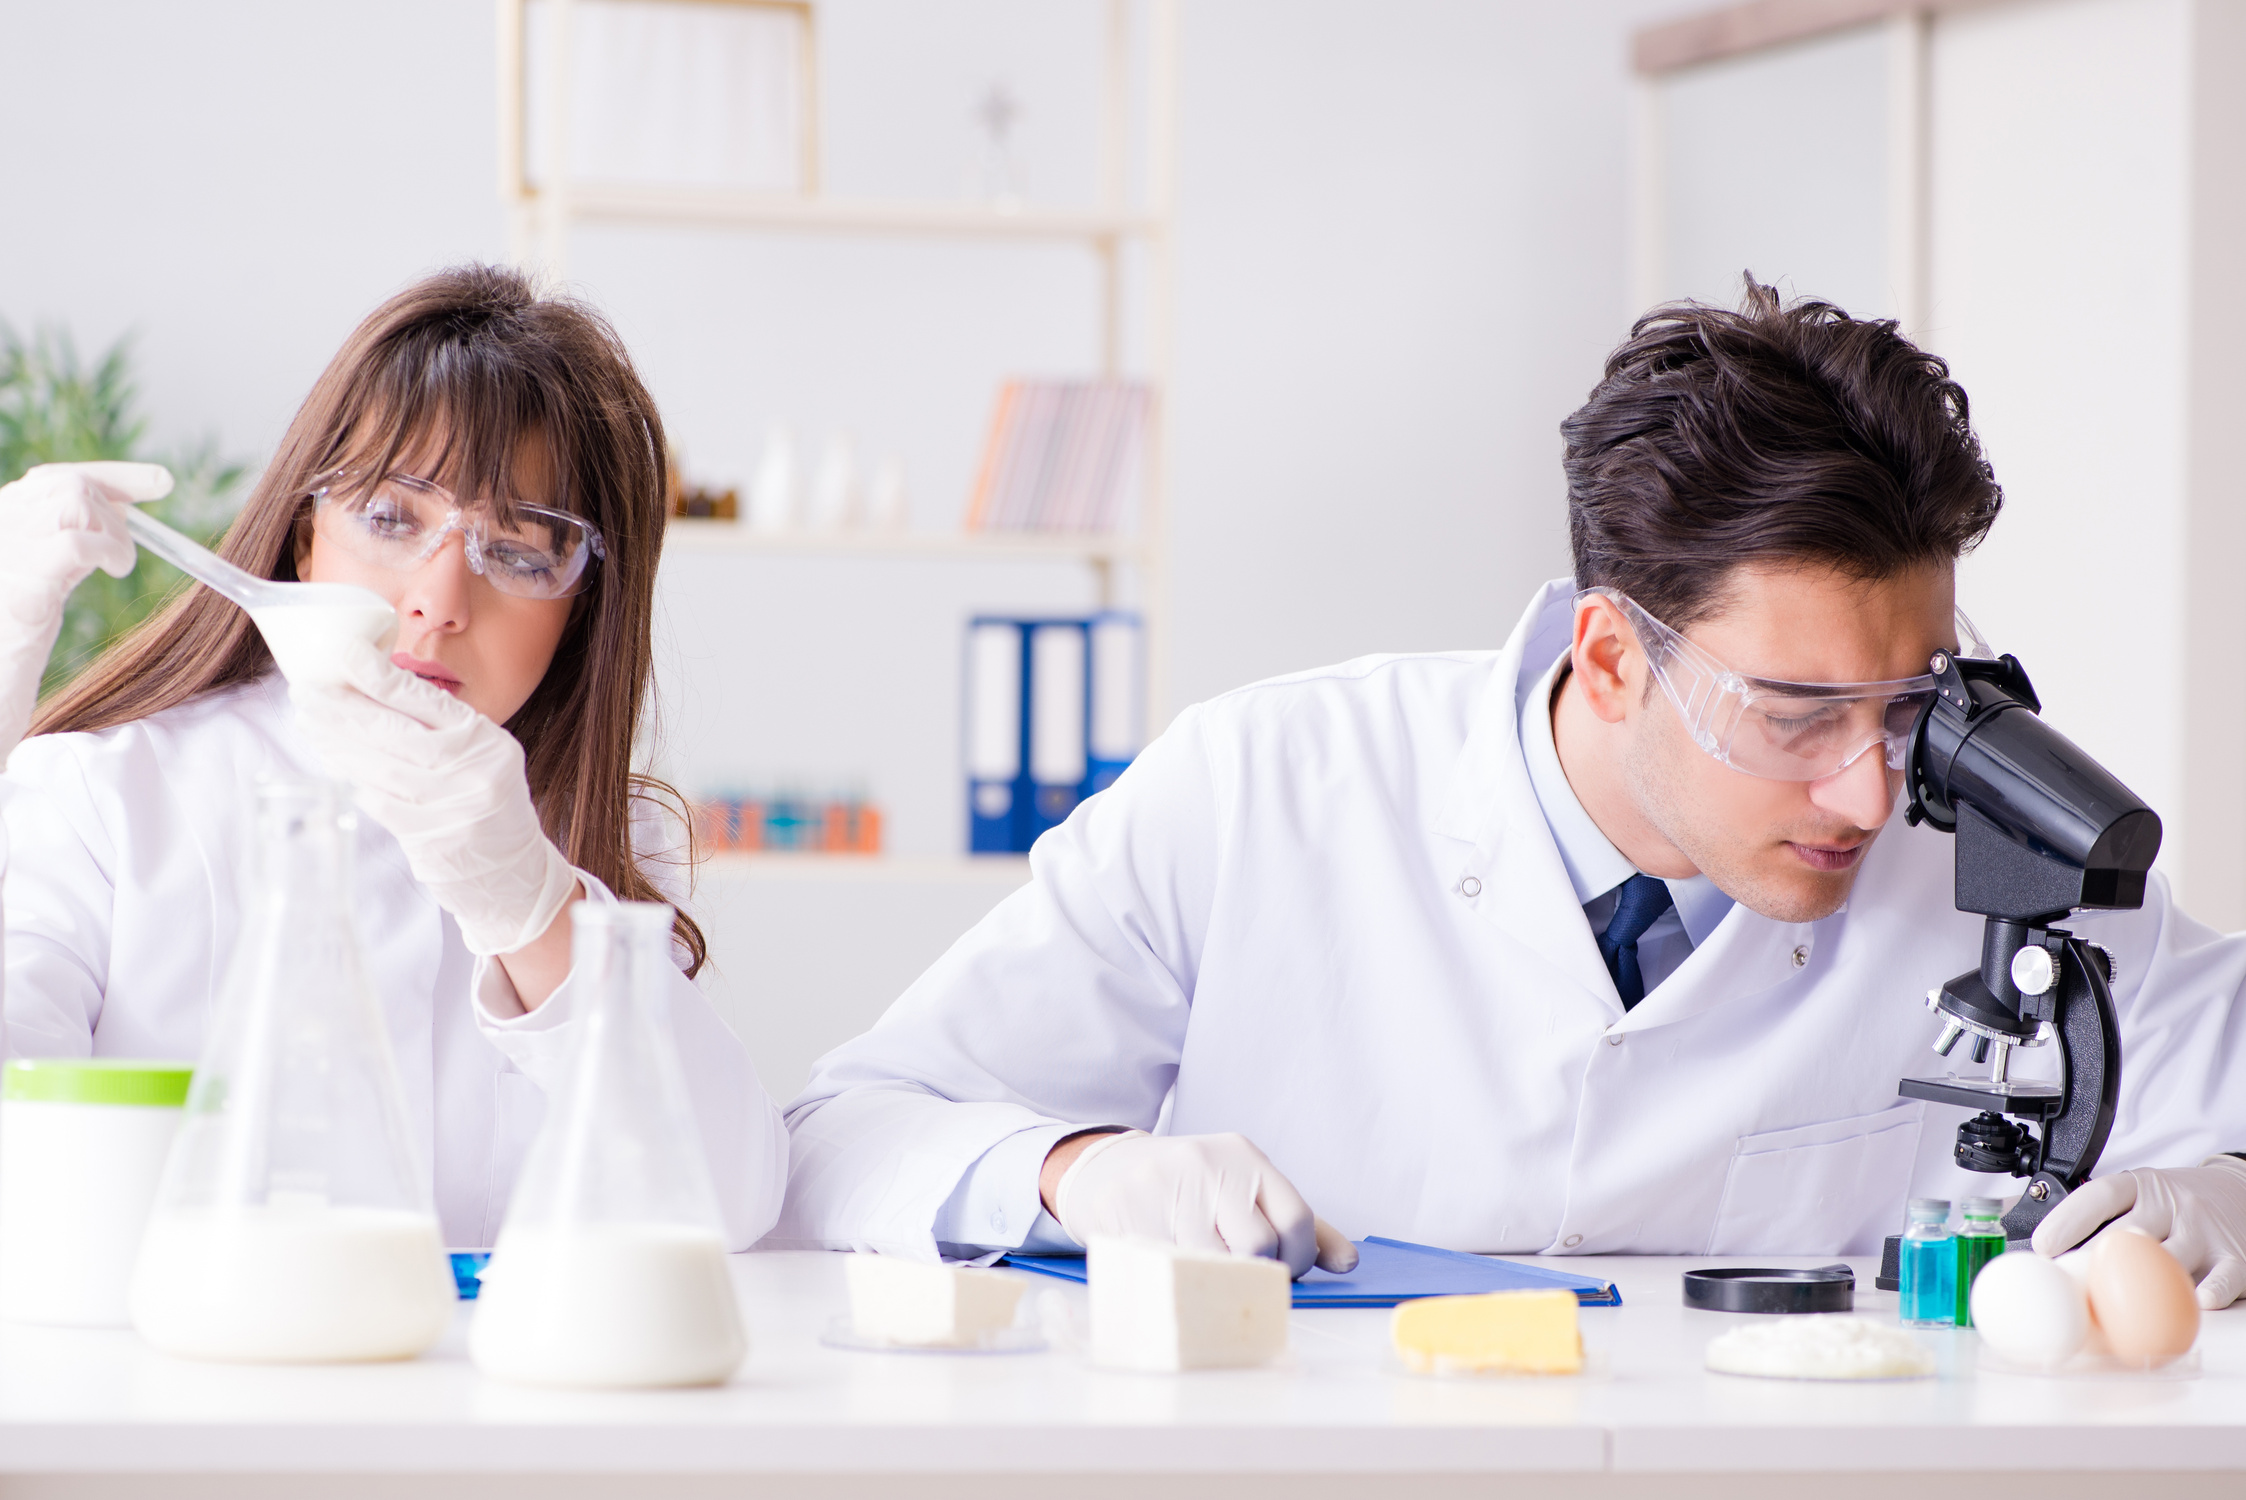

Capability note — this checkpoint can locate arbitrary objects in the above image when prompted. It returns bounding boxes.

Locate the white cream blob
[1704,1315,1935,1380]
[247,585,399,688]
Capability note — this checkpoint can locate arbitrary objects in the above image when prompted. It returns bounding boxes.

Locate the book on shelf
[965,379,1148,535]
[964,613,1143,854]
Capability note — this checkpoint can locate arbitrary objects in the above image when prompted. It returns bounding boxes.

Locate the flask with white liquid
[469,901,745,1388]
[127,781,455,1363]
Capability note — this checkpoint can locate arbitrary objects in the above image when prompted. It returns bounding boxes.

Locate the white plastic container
[0,1059,194,1327]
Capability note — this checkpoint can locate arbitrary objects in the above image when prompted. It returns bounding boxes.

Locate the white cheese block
[1704,1315,1935,1380]
[845,1254,1026,1348]
[1087,1236,1292,1372]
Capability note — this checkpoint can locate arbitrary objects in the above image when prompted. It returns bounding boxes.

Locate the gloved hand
[1053,1129,1360,1279]
[0,462,172,751]
[2032,1156,2246,1309]
[290,640,580,957]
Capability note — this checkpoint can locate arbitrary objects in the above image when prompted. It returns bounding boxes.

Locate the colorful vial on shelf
[1953,1196,2006,1327]
[1898,1197,1954,1327]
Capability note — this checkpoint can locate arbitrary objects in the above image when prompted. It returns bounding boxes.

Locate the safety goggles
[1578,586,1992,783]
[307,470,606,601]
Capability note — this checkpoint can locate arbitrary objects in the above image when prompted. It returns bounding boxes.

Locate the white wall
[1649,22,1894,318]
[1928,0,2234,918]
[0,0,511,455]
[1164,2,1675,704]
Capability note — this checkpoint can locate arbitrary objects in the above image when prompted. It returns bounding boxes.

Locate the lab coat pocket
[480,1068,548,1246]
[1706,1101,1924,1256]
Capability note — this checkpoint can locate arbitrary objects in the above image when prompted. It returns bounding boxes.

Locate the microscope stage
[1898,1074,2064,1117]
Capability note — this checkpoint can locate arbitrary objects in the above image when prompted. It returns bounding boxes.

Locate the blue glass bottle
[1898,1197,1955,1327]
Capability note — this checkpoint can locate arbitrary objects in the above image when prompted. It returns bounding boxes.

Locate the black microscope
[1888,643,2162,1259]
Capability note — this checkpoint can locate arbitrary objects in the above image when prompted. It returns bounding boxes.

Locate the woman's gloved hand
[0,462,173,751]
[290,641,580,957]
[1051,1129,1360,1279]
[2032,1156,2246,1309]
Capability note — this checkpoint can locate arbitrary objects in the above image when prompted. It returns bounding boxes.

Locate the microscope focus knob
[2088,942,2118,984]
[2010,944,2058,996]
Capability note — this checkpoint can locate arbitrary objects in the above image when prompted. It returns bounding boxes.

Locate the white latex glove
[0,462,172,750]
[1054,1129,1360,1279]
[2032,1156,2246,1310]
[290,640,580,957]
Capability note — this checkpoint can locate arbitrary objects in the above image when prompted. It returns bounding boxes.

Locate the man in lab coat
[775,284,2246,1307]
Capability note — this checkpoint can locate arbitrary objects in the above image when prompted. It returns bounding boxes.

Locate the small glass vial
[1897,1198,1955,1327]
[1953,1196,2007,1328]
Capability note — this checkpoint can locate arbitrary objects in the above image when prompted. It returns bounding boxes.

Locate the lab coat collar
[1433,579,1815,1027]
[1430,579,1608,993]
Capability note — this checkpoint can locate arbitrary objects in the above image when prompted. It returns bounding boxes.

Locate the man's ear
[1571,595,1638,726]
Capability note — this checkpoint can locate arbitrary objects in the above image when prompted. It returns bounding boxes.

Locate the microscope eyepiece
[1906,651,2160,923]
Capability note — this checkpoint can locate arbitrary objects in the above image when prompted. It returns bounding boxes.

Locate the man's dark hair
[1563,276,2001,628]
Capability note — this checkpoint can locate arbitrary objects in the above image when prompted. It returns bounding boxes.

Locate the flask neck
[253,791,355,899]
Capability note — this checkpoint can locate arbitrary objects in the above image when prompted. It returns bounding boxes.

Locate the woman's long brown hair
[33,265,707,973]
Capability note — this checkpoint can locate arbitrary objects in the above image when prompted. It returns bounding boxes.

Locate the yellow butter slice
[1391,1288,1583,1375]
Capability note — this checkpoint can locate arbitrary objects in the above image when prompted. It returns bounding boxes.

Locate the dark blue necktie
[1599,874,1675,1010]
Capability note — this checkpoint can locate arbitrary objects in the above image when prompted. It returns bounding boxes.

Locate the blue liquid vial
[1898,1197,1955,1327]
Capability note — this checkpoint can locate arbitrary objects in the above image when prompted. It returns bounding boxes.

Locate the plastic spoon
[121,505,397,686]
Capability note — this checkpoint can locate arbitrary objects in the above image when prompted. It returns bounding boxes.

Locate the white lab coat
[778,579,2246,1259]
[0,673,785,1251]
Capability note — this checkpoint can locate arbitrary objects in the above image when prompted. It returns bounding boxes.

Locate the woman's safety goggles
[1577,586,1992,783]
[307,470,606,601]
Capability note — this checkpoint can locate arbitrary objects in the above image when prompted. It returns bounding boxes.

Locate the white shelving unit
[495,0,1179,701]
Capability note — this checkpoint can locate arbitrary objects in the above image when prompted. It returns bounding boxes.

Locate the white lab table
[2,1250,2243,1500]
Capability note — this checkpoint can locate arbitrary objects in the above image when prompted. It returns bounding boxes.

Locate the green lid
[2,1059,193,1108]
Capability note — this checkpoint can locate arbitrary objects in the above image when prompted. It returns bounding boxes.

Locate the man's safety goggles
[307,469,607,601]
[1577,586,1992,783]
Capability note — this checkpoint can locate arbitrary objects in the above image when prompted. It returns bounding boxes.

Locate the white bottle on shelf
[864,456,908,531]
[748,425,798,533]
[808,431,860,531]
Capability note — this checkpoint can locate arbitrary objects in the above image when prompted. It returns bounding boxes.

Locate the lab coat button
[1459,876,1482,898]
[1791,945,1810,969]
[1605,1032,1624,1046]
[1563,1234,1583,1248]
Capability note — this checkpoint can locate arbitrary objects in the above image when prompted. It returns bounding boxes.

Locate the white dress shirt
[1516,652,1733,995]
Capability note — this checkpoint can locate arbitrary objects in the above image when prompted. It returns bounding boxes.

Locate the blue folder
[1000,1235,1621,1308]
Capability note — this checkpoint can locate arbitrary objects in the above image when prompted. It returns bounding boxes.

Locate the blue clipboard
[1000,1235,1621,1308]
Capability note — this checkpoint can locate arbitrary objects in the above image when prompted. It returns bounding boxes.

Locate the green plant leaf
[0,322,249,693]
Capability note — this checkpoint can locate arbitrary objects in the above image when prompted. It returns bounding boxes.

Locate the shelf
[663,523,1142,565]
[699,852,1031,884]
[554,186,1163,245]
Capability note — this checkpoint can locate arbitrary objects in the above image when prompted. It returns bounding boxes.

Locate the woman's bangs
[324,345,576,529]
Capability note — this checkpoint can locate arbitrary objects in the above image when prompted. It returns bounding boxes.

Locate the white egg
[1970,1250,2089,1368]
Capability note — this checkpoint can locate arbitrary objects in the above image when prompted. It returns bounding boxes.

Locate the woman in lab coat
[0,266,785,1251]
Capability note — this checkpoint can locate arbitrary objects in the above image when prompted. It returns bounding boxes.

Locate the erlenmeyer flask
[128,781,454,1362]
[469,901,745,1388]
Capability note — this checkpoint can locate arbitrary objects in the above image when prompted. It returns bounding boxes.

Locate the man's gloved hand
[1052,1129,1360,1279]
[291,641,580,957]
[0,462,173,752]
[2032,1157,2246,1309]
